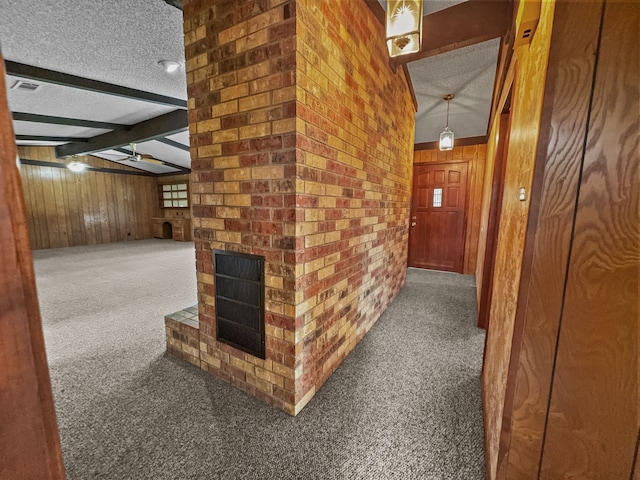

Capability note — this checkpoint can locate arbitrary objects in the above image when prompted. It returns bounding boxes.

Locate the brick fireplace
[166,0,415,415]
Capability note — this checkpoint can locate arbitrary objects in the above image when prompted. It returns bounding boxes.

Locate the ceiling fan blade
[138,156,164,165]
[97,152,129,159]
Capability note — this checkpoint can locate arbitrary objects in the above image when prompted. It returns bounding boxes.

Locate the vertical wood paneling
[79,168,98,245]
[21,163,39,248]
[465,144,486,274]
[540,1,639,477]
[95,171,111,244]
[501,2,605,477]
[17,146,156,249]
[31,160,50,248]
[413,144,486,275]
[51,167,69,247]
[481,1,556,477]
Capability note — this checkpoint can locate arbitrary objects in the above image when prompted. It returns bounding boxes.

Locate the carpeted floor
[33,239,486,480]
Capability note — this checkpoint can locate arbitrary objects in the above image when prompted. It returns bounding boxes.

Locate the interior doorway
[477,93,512,329]
[408,162,469,273]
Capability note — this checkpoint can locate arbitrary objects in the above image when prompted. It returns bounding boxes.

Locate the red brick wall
[181,0,414,415]
[184,0,300,414]
[292,0,415,410]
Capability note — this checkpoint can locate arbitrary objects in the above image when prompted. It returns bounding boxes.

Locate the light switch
[519,187,526,201]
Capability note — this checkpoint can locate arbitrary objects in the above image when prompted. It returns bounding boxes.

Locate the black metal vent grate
[213,250,265,359]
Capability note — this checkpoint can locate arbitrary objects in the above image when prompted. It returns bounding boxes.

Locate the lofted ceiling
[0,0,502,175]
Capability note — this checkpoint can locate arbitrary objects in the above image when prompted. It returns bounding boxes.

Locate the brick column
[181,0,415,415]
[184,0,299,413]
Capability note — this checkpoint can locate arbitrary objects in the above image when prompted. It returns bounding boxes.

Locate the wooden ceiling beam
[15,135,88,143]
[55,109,188,158]
[155,136,190,152]
[12,112,128,131]
[6,61,187,109]
[391,0,511,66]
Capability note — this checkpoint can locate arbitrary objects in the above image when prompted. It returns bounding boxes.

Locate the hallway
[34,240,485,479]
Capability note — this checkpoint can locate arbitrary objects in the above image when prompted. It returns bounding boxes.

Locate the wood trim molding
[414,135,487,151]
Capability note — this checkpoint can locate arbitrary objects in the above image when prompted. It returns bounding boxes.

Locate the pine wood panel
[501,2,605,477]
[413,143,486,275]
[540,1,639,476]
[0,53,65,480]
[18,146,156,249]
[480,1,556,477]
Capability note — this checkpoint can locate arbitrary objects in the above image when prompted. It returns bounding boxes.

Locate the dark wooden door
[408,162,468,272]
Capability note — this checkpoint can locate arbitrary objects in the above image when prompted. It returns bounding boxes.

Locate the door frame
[477,107,512,329]
[408,159,471,273]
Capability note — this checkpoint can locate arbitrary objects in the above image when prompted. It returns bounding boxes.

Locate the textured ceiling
[0,0,187,98]
[6,74,177,125]
[409,38,500,143]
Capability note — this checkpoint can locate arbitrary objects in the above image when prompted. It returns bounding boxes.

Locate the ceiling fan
[120,143,164,164]
[101,143,164,165]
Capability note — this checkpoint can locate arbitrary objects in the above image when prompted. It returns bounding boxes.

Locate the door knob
[411,222,416,227]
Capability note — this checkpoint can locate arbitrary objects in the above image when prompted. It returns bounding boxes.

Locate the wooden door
[408,162,468,272]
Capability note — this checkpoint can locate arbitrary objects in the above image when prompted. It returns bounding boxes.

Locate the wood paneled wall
[19,146,156,249]
[413,144,486,275]
[479,0,639,478]
[478,0,556,477]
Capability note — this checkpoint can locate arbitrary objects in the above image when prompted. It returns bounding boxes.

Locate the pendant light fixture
[439,93,455,151]
[386,0,423,57]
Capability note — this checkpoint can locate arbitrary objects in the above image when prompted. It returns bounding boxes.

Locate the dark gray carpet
[33,240,486,479]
